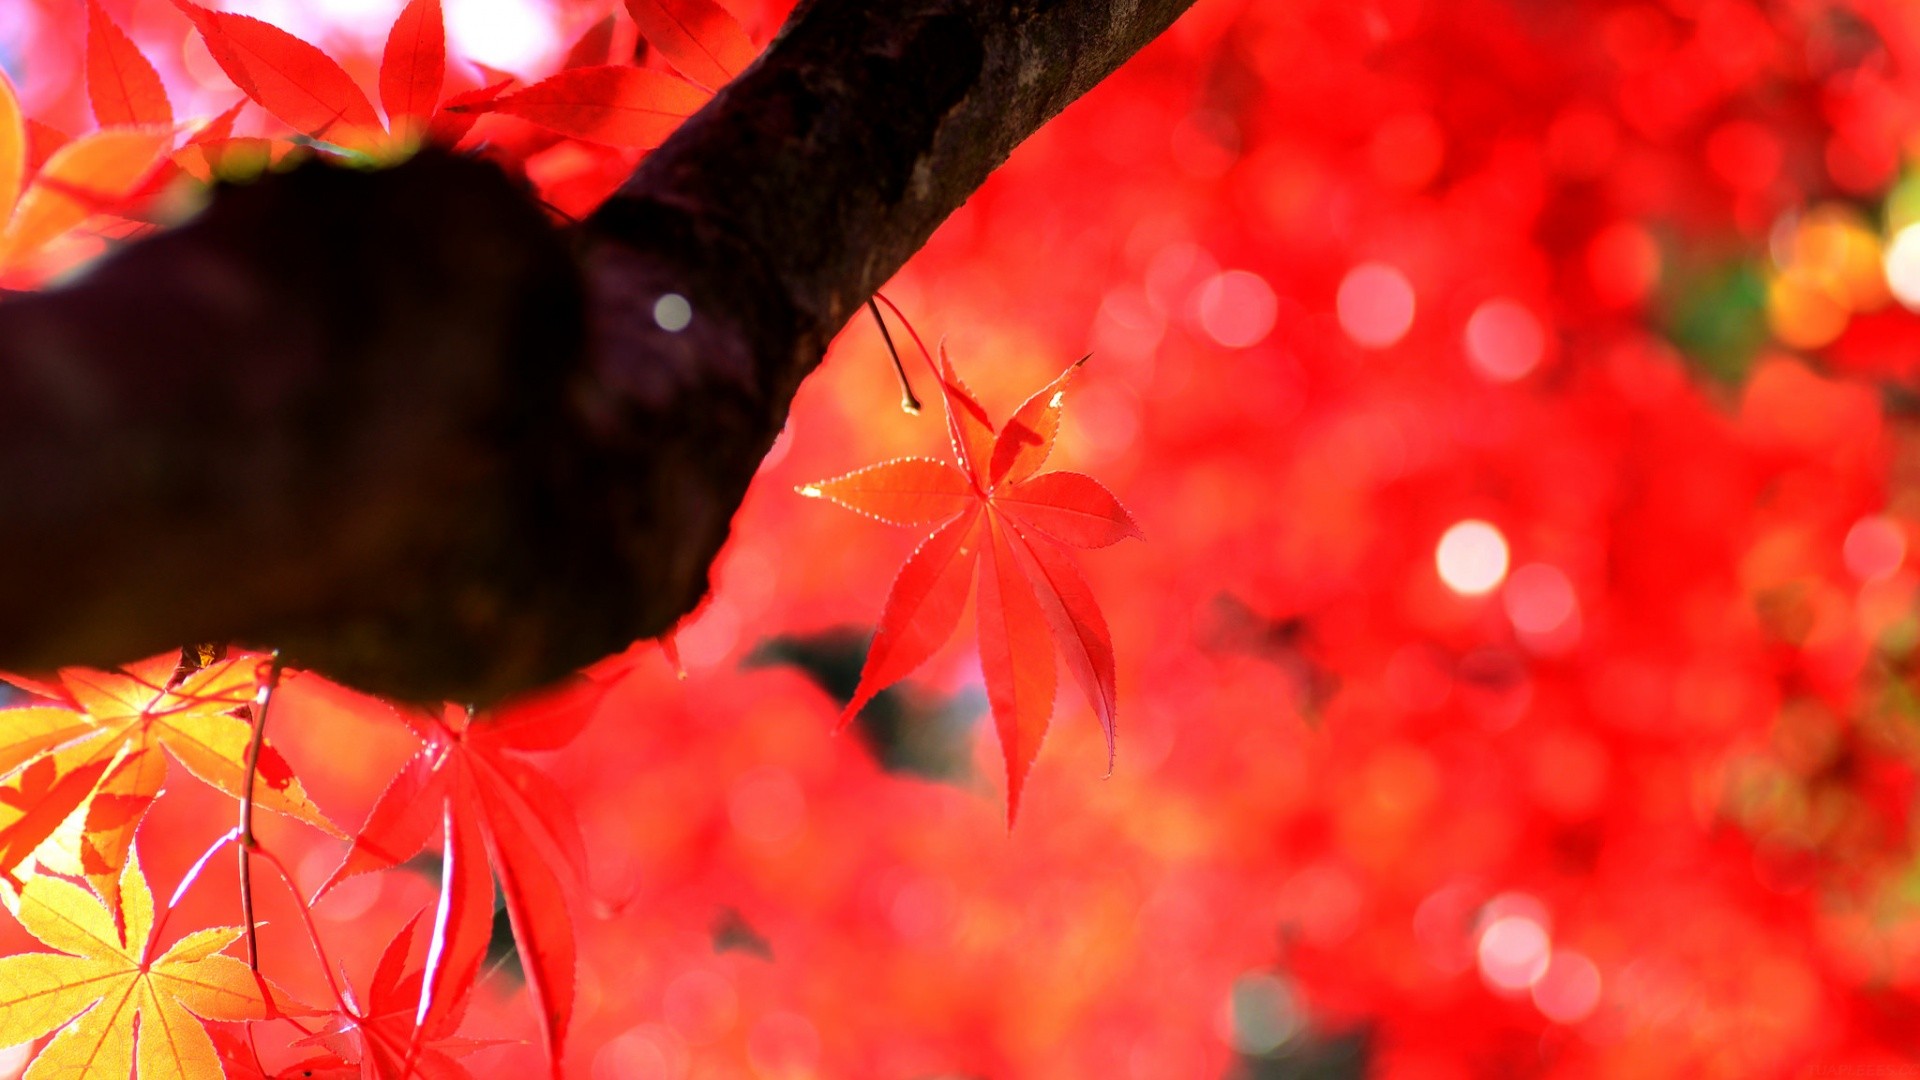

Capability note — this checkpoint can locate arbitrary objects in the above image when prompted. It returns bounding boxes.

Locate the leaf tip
[658,631,686,679]
[797,484,823,498]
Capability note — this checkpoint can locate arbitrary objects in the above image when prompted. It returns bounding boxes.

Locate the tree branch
[0,0,1195,701]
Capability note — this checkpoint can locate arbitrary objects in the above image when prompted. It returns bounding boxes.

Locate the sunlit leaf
[0,69,22,223]
[797,457,975,527]
[87,0,173,129]
[936,344,998,489]
[0,653,339,892]
[428,77,514,146]
[179,4,384,152]
[488,65,707,149]
[380,0,445,140]
[990,357,1083,486]
[0,128,168,269]
[622,0,757,92]
[802,353,1138,820]
[562,15,618,70]
[978,513,1057,823]
[321,699,594,1067]
[995,471,1143,548]
[0,849,297,1080]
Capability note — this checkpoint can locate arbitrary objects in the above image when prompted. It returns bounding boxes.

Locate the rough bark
[0,0,1196,702]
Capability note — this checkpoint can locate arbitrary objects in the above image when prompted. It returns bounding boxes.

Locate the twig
[255,844,351,1013]
[867,298,922,414]
[238,650,282,970]
[145,826,240,966]
[872,292,939,376]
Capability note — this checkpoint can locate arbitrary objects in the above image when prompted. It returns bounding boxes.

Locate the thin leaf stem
[867,298,922,414]
[255,843,351,1012]
[238,651,282,971]
[872,292,939,378]
[145,826,241,966]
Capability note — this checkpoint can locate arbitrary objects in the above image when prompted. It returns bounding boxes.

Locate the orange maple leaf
[0,848,299,1079]
[800,347,1142,821]
[0,652,342,909]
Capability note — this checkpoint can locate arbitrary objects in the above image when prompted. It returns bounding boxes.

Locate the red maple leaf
[800,347,1141,821]
[312,683,600,1076]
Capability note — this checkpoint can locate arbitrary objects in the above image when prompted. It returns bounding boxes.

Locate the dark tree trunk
[0,0,1196,702]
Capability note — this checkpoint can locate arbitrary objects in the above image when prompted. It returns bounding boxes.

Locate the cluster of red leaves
[0,0,761,286]
[0,4,790,1076]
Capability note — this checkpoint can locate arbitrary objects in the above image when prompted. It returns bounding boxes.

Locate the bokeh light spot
[1437,520,1509,596]
[1767,270,1849,350]
[1844,515,1906,582]
[1886,224,1920,312]
[1503,563,1577,635]
[446,0,557,71]
[663,970,738,1045]
[593,1024,690,1080]
[1196,270,1277,348]
[1532,951,1603,1024]
[1463,298,1546,382]
[748,1013,822,1075]
[1223,973,1302,1055]
[654,293,693,333]
[1337,263,1415,348]
[1478,915,1550,993]
[1413,884,1480,974]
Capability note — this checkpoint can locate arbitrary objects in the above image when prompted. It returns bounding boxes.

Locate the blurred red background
[8,0,1920,1076]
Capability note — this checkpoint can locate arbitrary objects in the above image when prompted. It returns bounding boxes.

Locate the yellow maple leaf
[0,652,342,907]
[0,848,299,1078]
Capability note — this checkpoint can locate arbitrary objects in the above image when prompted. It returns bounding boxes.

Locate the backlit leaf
[565,15,618,70]
[841,508,984,727]
[623,0,756,91]
[1006,526,1117,772]
[380,0,445,139]
[0,128,168,269]
[490,65,707,149]
[0,653,339,892]
[937,344,997,488]
[803,353,1137,820]
[417,801,492,1044]
[87,0,173,129]
[23,121,70,181]
[0,70,22,223]
[180,5,384,152]
[990,357,1083,486]
[428,77,514,146]
[323,701,593,1066]
[318,743,450,893]
[474,772,575,1070]
[995,471,1143,548]
[0,849,292,1080]
[798,457,975,527]
[0,707,98,780]
[978,514,1058,824]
